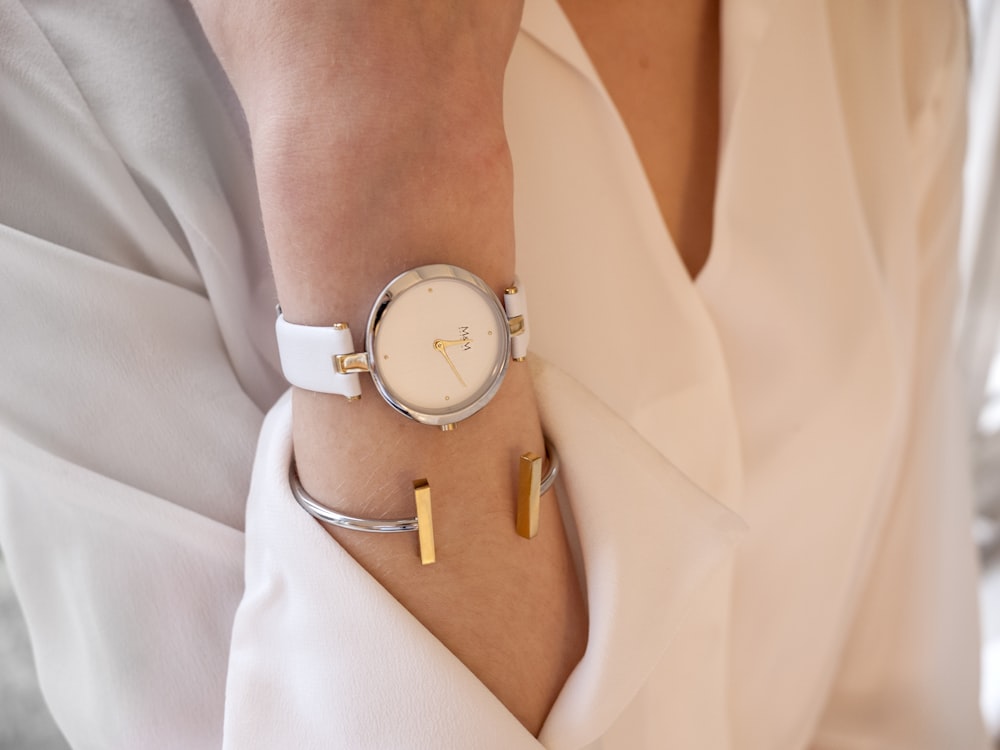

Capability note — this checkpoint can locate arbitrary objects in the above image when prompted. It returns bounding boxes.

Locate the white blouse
[0,0,988,747]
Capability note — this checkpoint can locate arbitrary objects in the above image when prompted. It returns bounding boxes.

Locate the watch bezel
[365,264,512,426]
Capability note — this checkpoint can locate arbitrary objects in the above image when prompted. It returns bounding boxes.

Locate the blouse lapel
[531,359,746,748]
[511,1,759,745]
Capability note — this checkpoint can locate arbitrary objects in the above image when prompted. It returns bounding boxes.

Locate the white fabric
[0,0,988,748]
[959,0,1000,421]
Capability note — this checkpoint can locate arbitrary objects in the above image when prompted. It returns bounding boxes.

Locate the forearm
[189,1,586,733]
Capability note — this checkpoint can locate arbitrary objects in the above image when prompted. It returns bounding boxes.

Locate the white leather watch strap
[275,314,362,398]
[504,279,530,361]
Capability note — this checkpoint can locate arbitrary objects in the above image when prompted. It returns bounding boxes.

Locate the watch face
[366,265,511,425]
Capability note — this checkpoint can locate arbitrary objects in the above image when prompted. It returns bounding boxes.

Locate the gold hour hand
[435,338,473,349]
[433,339,467,388]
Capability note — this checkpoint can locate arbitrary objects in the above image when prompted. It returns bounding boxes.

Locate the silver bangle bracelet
[288,438,560,534]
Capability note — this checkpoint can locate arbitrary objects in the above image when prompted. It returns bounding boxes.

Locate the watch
[275,264,529,430]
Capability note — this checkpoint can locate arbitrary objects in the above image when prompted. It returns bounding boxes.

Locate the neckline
[521,0,726,288]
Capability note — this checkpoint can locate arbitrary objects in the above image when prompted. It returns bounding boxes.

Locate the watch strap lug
[335,352,370,375]
[504,280,529,361]
[275,314,363,399]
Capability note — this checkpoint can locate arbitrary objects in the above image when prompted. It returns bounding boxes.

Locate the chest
[557,0,721,278]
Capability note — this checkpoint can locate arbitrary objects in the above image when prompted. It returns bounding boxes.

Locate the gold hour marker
[488,330,493,336]
[427,287,433,293]
[444,395,450,401]
[383,354,389,360]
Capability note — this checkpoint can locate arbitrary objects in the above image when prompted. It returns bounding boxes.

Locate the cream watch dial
[367,265,511,425]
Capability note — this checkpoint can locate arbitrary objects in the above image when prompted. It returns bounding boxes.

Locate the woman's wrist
[291,362,543,538]
[240,6,531,532]
[256,126,517,328]
[193,0,523,321]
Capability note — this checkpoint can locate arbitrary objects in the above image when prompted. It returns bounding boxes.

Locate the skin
[562,0,721,278]
[189,0,718,735]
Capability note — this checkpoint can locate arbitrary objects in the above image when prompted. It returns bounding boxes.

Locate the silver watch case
[364,264,512,427]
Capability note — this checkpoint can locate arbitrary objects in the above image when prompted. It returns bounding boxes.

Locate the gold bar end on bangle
[516,452,542,539]
[414,479,435,565]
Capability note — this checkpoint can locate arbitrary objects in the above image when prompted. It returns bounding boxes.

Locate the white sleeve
[0,2,262,746]
[812,5,990,747]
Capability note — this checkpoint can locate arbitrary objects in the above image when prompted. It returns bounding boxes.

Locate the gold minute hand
[433,339,467,388]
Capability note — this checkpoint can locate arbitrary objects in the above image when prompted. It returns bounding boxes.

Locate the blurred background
[3,2,1000,748]
[963,0,1000,744]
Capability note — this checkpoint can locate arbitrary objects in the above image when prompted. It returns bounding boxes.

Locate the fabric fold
[224,356,745,749]
[224,391,540,750]
[532,359,746,748]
